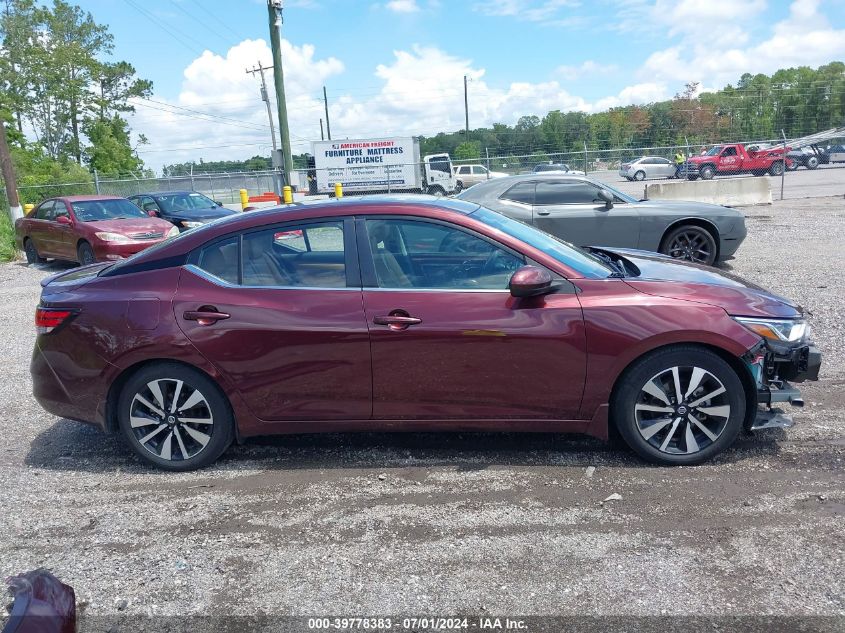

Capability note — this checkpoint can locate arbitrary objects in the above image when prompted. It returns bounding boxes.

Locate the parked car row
[16,192,236,265]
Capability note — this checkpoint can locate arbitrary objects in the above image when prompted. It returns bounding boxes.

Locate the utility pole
[463,75,470,139]
[319,118,324,141]
[246,61,282,195]
[0,119,22,220]
[246,61,278,153]
[267,0,294,186]
[323,86,332,140]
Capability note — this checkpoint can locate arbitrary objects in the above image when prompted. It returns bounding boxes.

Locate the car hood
[631,198,743,218]
[162,207,236,221]
[596,247,802,319]
[84,217,174,235]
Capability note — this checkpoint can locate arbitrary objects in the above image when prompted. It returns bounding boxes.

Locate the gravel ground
[0,197,843,629]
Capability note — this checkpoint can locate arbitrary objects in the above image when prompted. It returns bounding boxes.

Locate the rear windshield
[71,199,149,222]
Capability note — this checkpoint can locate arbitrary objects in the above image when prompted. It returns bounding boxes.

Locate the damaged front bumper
[744,340,822,431]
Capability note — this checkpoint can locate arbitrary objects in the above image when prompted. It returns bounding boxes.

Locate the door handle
[373,314,422,331]
[184,308,230,326]
[535,209,550,216]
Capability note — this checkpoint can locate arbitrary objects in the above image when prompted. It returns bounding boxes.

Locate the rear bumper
[31,341,107,430]
[91,239,166,261]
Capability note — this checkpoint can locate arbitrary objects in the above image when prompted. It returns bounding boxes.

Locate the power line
[121,0,207,56]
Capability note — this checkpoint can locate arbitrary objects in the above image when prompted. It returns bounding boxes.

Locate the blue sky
[76,0,845,171]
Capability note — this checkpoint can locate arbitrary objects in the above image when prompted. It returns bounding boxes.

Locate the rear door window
[500,182,535,205]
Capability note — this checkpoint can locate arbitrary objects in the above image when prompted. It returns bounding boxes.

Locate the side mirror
[509,265,553,298]
[147,210,158,217]
[597,189,614,210]
[215,200,223,207]
[55,214,72,225]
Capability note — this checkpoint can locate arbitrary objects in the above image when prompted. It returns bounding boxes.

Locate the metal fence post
[386,164,391,193]
[190,164,195,192]
[94,169,100,194]
[583,142,588,174]
[781,129,787,201]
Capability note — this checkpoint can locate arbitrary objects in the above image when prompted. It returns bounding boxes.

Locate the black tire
[660,224,718,266]
[785,161,799,171]
[699,164,715,180]
[634,170,646,181]
[23,238,44,264]
[806,156,819,169]
[455,181,464,192]
[687,175,699,181]
[769,161,784,176]
[77,241,96,266]
[118,362,234,471]
[428,185,445,197]
[611,346,746,465]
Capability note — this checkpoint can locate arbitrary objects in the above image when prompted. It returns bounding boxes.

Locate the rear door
[29,201,56,256]
[531,179,640,249]
[651,157,675,178]
[173,217,372,422]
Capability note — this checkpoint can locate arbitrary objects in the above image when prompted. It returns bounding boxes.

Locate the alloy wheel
[666,229,713,264]
[128,378,214,461]
[634,366,731,455]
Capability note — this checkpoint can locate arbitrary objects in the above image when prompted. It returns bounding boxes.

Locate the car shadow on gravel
[24,417,788,475]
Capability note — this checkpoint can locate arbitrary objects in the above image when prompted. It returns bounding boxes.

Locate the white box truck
[311,136,457,196]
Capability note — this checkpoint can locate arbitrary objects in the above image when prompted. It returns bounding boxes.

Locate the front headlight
[94,232,131,243]
[166,226,180,238]
[180,221,203,229]
[734,316,808,343]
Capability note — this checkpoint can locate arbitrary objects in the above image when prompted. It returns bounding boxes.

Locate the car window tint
[54,202,69,219]
[197,236,239,285]
[365,219,523,290]
[35,201,54,220]
[722,147,737,157]
[535,181,601,205]
[472,166,486,175]
[242,221,346,288]
[458,166,470,174]
[500,181,535,205]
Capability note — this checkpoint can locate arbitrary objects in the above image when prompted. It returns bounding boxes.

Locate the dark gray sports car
[456,174,747,265]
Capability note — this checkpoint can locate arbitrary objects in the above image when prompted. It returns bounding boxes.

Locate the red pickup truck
[685,143,792,180]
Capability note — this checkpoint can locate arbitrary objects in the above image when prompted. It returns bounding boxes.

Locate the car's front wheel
[660,224,717,266]
[612,346,746,465]
[77,241,96,266]
[118,363,234,470]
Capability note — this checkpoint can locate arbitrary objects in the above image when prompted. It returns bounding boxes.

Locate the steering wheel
[481,249,518,277]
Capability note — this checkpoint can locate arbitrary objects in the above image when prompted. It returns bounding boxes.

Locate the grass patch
[0,213,17,262]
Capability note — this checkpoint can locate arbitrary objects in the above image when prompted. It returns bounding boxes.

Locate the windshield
[154,192,218,213]
[70,199,149,222]
[470,207,613,278]
[705,146,722,156]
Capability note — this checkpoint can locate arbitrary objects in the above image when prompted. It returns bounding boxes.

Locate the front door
[359,216,586,420]
[173,218,372,421]
[531,179,640,249]
[718,147,741,172]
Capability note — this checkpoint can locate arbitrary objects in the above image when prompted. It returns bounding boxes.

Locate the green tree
[83,115,143,176]
[454,141,481,160]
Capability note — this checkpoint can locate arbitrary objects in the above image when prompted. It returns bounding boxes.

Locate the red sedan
[16,195,179,265]
[30,197,820,470]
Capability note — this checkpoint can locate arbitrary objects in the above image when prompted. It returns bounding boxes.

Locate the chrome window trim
[184,264,358,292]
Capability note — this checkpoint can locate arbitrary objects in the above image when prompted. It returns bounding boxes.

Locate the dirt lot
[0,196,843,628]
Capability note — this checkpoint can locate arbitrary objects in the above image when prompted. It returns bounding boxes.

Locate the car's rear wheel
[118,363,234,471]
[611,346,746,465]
[785,160,799,171]
[634,170,646,181]
[77,241,96,266]
[23,238,44,264]
[660,224,717,266]
[806,156,819,169]
[455,180,464,192]
[769,161,784,176]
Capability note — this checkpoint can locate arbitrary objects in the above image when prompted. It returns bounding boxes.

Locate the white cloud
[640,0,845,86]
[473,0,581,23]
[556,60,618,81]
[385,0,420,12]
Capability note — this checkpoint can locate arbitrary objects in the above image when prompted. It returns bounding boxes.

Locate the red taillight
[35,308,75,334]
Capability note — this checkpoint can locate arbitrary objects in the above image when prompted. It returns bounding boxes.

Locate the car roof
[129,191,196,197]
[56,195,125,202]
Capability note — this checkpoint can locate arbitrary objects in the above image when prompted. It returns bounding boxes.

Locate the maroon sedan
[16,195,179,265]
[30,197,820,470]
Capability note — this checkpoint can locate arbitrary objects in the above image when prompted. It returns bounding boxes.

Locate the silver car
[619,156,677,181]
[456,174,747,266]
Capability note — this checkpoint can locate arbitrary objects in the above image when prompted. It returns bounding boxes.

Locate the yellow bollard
[283,186,292,204]
[239,189,249,211]
[23,204,34,215]
[334,182,343,199]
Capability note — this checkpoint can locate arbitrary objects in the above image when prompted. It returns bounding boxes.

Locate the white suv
[453,164,508,190]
